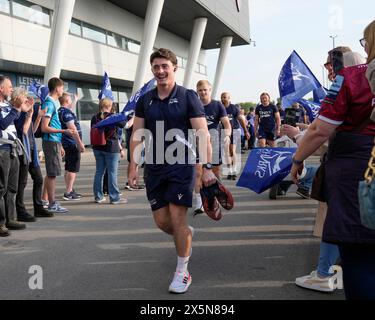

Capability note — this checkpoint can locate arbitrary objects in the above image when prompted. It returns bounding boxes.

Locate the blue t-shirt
[204,100,227,131]
[225,104,240,130]
[42,96,62,142]
[135,84,205,173]
[255,103,279,131]
[58,107,82,147]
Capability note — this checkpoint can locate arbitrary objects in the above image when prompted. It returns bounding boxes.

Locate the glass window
[70,19,81,36]
[77,101,99,121]
[182,58,188,68]
[107,32,126,50]
[78,84,99,102]
[118,90,130,105]
[82,22,106,44]
[127,40,140,54]
[0,0,10,14]
[12,0,51,27]
[177,56,184,68]
[199,64,207,75]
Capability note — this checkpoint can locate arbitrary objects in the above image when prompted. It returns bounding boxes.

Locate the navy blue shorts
[64,145,81,173]
[258,127,276,141]
[144,165,195,212]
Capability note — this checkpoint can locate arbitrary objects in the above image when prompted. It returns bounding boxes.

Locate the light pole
[330,35,337,49]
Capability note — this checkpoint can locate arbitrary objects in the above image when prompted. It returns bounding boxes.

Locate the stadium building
[0,0,250,143]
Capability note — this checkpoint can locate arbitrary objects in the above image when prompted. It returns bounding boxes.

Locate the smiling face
[151,58,176,88]
[221,93,231,106]
[0,78,13,101]
[197,82,212,104]
[260,94,270,106]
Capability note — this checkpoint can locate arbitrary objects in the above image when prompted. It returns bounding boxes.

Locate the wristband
[292,157,304,165]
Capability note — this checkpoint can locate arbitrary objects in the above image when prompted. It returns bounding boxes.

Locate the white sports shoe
[169,271,192,294]
[295,266,343,292]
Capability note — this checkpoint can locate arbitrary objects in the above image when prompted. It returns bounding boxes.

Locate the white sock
[194,193,202,209]
[189,226,195,239]
[176,256,189,274]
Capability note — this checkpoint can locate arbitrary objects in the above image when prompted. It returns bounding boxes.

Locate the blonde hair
[99,98,113,112]
[59,92,71,106]
[260,92,271,100]
[364,19,375,63]
[196,80,212,88]
[343,52,367,67]
[11,87,27,102]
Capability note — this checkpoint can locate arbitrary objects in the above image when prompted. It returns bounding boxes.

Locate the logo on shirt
[325,75,345,103]
[169,98,179,105]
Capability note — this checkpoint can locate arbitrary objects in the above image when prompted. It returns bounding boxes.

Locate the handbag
[310,154,327,202]
[358,140,375,230]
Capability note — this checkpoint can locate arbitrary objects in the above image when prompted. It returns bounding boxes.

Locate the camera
[284,108,298,127]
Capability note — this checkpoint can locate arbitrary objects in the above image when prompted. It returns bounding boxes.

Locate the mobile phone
[284,108,297,127]
[331,50,344,75]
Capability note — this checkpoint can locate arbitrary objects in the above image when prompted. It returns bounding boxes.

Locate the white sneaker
[95,197,107,204]
[169,271,192,294]
[295,267,343,292]
[110,198,128,205]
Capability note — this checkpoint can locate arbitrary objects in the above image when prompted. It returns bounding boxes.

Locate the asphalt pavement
[0,149,345,300]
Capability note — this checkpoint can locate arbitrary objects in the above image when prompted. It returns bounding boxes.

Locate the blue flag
[279,51,322,108]
[122,78,156,116]
[95,78,156,129]
[236,148,297,194]
[297,99,321,123]
[30,81,49,104]
[98,72,114,101]
[94,113,127,129]
[313,86,327,104]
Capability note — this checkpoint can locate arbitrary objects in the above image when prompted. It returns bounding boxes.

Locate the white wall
[0,0,208,85]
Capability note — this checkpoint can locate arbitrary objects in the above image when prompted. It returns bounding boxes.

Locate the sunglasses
[360,38,366,48]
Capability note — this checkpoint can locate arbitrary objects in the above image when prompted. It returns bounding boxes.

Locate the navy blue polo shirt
[204,100,227,131]
[225,104,240,130]
[255,103,279,131]
[58,107,82,147]
[135,84,205,173]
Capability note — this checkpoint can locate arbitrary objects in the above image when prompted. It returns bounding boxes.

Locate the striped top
[0,101,21,148]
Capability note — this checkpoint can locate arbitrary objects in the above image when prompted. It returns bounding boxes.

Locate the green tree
[238,102,257,113]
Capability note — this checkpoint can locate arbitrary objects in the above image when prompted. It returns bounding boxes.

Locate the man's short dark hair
[150,48,178,66]
[48,77,64,92]
[249,107,255,112]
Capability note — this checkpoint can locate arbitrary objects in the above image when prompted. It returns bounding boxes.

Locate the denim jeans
[279,165,318,192]
[317,241,340,277]
[299,165,318,190]
[93,150,120,202]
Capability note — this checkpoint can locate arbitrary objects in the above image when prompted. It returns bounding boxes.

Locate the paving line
[6,225,314,241]
[98,238,320,250]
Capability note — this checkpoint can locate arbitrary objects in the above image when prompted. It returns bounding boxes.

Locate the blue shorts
[144,165,195,211]
[258,127,276,141]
